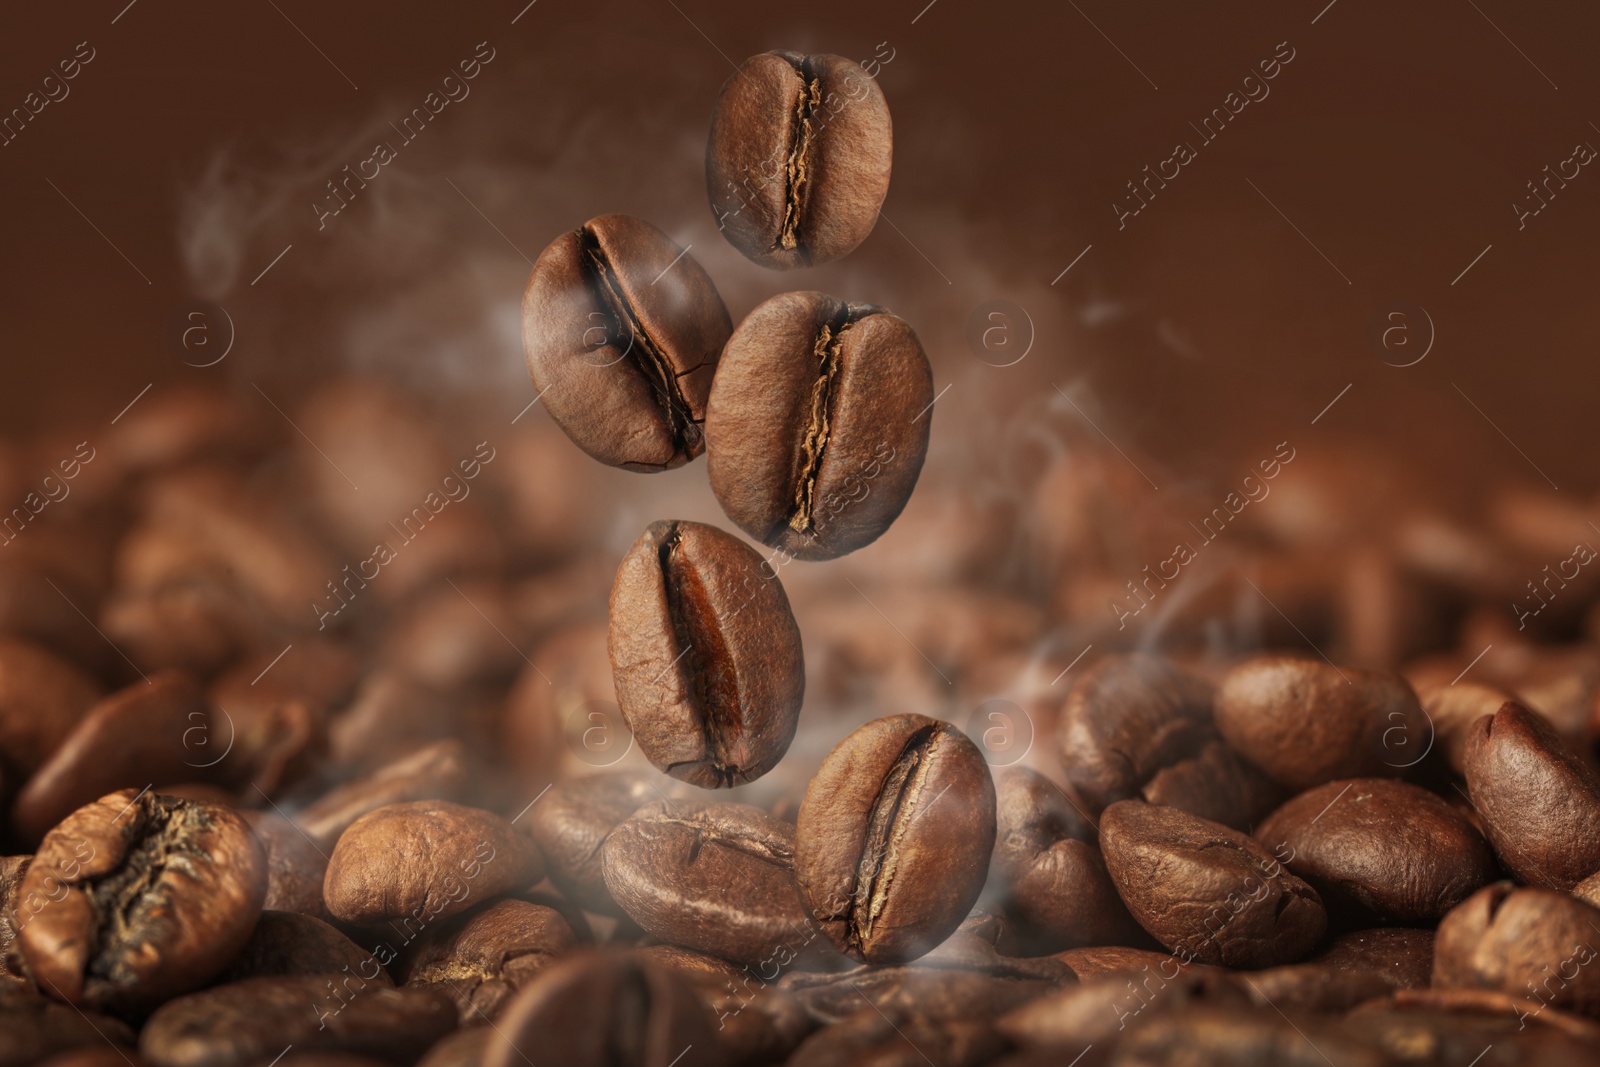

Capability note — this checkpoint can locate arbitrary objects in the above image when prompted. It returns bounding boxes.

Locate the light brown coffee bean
[707,51,892,269]
[295,740,472,851]
[397,898,577,1024]
[608,520,804,787]
[704,291,932,561]
[1434,882,1600,1017]
[522,214,729,471]
[323,801,543,928]
[1140,739,1285,831]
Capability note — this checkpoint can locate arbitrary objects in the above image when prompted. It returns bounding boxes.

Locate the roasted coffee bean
[416,1029,492,1067]
[1115,1005,1389,1067]
[295,740,471,851]
[397,898,576,1024]
[1238,963,1396,1013]
[218,910,385,985]
[1051,944,1220,981]
[794,714,996,964]
[706,51,892,269]
[602,799,816,968]
[31,1048,147,1067]
[1213,654,1429,790]
[637,945,815,1064]
[0,639,100,781]
[17,790,265,1014]
[323,801,542,928]
[1140,739,1284,831]
[1,855,29,988]
[1434,882,1600,1016]
[787,1011,1002,1067]
[0,988,137,1067]
[523,772,661,914]
[12,671,209,845]
[997,968,1248,1049]
[608,520,804,787]
[138,975,455,1067]
[989,768,1143,952]
[704,291,932,561]
[1256,778,1495,923]
[502,619,613,783]
[1463,701,1600,890]
[522,214,729,470]
[1350,990,1600,1059]
[243,811,330,919]
[485,953,724,1067]
[1099,800,1325,968]
[1574,870,1600,909]
[1309,927,1434,990]
[1055,654,1212,813]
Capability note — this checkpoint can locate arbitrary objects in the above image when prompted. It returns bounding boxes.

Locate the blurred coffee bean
[31,1049,147,1067]
[522,214,729,471]
[707,51,892,269]
[603,799,816,968]
[788,1010,1003,1067]
[705,291,932,560]
[0,989,137,1067]
[1238,962,1397,1012]
[397,898,576,1024]
[0,639,101,781]
[609,520,804,787]
[1,855,29,989]
[485,953,725,1067]
[1574,870,1600,908]
[1214,654,1429,789]
[416,1029,492,1067]
[1408,677,1516,774]
[1309,928,1434,990]
[104,385,271,476]
[0,558,109,668]
[495,423,610,567]
[780,962,1057,1028]
[327,673,495,771]
[207,643,354,797]
[1256,778,1495,923]
[1463,701,1600,889]
[99,581,258,677]
[988,767,1143,953]
[1115,1004,1389,1067]
[1100,800,1325,968]
[242,811,330,919]
[323,800,542,928]
[295,740,472,851]
[217,910,386,984]
[501,620,612,784]
[523,772,661,914]
[1056,654,1212,813]
[1140,739,1284,831]
[1051,944,1219,980]
[1350,989,1600,1058]
[379,579,527,690]
[636,944,815,1064]
[138,975,455,1067]
[17,790,265,1013]
[11,671,209,844]
[795,714,996,964]
[1335,544,1443,670]
[1434,882,1600,1017]
[997,967,1247,1049]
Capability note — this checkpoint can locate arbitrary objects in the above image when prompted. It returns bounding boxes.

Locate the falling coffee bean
[706,51,892,269]
[794,714,996,964]
[1099,800,1326,969]
[522,213,730,471]
[17,789,266,1014]
[608,520,804,787]
[705,292,932,560]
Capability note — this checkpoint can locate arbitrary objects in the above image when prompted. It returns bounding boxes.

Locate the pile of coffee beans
[8,47,1600,1067]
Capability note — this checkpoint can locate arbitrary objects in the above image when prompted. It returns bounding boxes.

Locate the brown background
[1,0,1597,494]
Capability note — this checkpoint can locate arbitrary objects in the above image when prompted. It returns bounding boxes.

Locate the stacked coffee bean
[8,50,1600,1067]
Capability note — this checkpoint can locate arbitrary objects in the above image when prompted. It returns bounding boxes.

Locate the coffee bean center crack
[847,724,940,954]
[778,54,822,255]
[579,226,703,458]
[658,525,745,785]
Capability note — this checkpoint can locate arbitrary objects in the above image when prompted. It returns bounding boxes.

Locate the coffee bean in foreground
[522,213,730,471]
[1099,800,1326,968]
[707,51,892,269]
[705,291,932,560]
[17,789,266,1014]
[1434,882,1600,1016]
[609,519,804,787]
[795,714,996,964]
